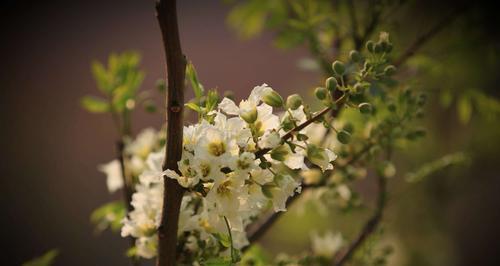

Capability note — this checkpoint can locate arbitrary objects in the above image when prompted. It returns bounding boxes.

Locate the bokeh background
[1,0,499,265]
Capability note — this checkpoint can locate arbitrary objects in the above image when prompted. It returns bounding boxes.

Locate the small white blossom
[98,160,123,193]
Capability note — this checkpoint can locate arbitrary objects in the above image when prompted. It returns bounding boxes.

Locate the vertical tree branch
[155,0,186,265]
[116,140,140,266]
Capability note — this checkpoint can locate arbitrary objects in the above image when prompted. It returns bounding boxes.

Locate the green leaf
[22,249,59,266]
[206,89,220,112]
[81,96,110,113]
[186,62,204,100]
[91,61,112,93]
[185,102,202,113]
[90,201,126,233]
[213,232,231,248]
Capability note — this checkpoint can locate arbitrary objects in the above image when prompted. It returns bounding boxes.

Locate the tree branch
[332,152,390,266]
[116,140,140,266]
[394,3,468,67]
[155,0,186,265]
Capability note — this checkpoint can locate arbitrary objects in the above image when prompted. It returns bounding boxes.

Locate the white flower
[258,130,281,149]
[98,160,123,193]
[126,128,159,159]
[270,175,301,212]
[310,231,343,258]
[250,168,274,185]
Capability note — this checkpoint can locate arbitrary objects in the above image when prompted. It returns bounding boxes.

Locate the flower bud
[286,94,303,110]
[262,88,284,107]
[358,102,373,114]
[337,130,351,144]
[384,65,396,76]
[240,106,258,123]
[332,60,345,76]
[349,50,361,62]
[366,41,375,53]
[325,77,338,92]
[378,161,396,178]
[315,87,328,100]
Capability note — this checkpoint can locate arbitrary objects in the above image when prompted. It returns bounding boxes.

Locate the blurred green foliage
[22,249,59,266]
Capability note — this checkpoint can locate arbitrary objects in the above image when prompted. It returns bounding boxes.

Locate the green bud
[332,60,345,76]
[270,145,289,161]
[349,50,361,62]
[366,41,375,53]
[374,43,383,53]
[315,87,328,100]
[343,123,354,134]
[337,130,351,144]
[240,106,258,124]
[262,89,284,107]
[352,83,364,94]
[297,133,309,141]
[144,101,157,113]
[325,77,338,92]
[286,94,303,110]
[156,79,166,92]
[281,116,294,131]
[378,161,396,178]
[358,103,373,114]
[384,65,396,76]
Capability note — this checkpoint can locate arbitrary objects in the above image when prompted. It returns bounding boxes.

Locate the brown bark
[155,0,186,265]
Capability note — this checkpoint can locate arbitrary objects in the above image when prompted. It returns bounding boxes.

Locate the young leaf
[186,62,204,101]
[81,96,110,113]
[90,201,126,233]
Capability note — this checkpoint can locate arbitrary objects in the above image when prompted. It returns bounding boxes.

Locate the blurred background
[1,0,499,265]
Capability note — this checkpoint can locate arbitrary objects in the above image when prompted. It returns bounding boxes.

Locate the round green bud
[156,79,166,92]
[325,77,338,92]
[384,65,396,76]
[358,102,373,114]
[352,83,364,94]
[337,130,351,144]
[286,94,303,110]
[282,116,294,131]
[366,41,375,53]
[240,106,258,124]
[343,123,354,134]
[349,50,361,62]
[314,87,328,100]
[262,89,284,107]
[332,60,345,76]
[374,43,383,53]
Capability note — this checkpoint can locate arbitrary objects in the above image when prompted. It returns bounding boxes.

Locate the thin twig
[394,3,468,67]
[332,155,389,266]
[156,0,186,265]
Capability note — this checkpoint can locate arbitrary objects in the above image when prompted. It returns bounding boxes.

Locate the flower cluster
[117,84,337,259]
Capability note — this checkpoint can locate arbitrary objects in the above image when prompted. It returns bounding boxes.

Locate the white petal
[219,97,239,115]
